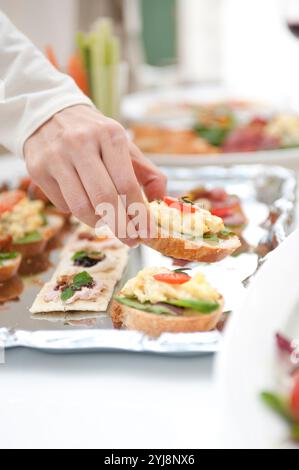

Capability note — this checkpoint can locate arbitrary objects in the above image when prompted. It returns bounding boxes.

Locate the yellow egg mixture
[0,198,45,240]
[121,267,220,304]
[149,200,224,238]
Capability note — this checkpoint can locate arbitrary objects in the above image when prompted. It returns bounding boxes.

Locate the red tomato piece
[154,272,191,284]
[163,196,197,213]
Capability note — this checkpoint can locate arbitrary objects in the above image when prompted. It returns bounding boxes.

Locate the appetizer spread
[131,101,299,155]
[142,196,241,262]
[261,333,299,444]
[186,187,247,234]
[0,189,64,258]
[30,223,129,314]
[111,267,224,336]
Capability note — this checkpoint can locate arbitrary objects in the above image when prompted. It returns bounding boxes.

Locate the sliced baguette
[111,296,224,337]
[141,228,240,263]
[12,214,64,258]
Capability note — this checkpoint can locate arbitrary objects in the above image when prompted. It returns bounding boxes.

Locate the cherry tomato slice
[163,196,197,213]
[154,272,191,284]
[291,376,299,422]
[0,190,26,215]
[211,206,234,218]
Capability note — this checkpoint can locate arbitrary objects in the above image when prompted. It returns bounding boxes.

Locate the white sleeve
[0,11,94,158]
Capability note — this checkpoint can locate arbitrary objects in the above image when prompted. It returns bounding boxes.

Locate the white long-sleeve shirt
[0,11,93,158]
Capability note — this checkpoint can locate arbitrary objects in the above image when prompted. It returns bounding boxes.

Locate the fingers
[129,142,168,201]
[51,160,98,227]
[31,176,69,213]
[72,142,139,246]
[99,121,150,238]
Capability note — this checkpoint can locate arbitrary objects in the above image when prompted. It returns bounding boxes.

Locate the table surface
[0,348,219,449]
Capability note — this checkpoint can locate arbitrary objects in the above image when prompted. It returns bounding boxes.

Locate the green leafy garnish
[40,213,48,226]
[180,196,194,205]
[114,296,175,316]
[14,231,42,244]
[60,271,94,302]
[165,298,220,314]
[194,125,230,147]
[203,233,219,242]
[0,252,18,266]
[60,287,75,302]
[71,250,103,261]
[72,251,88,261]
[173,268,192,274]
[218,229,234,239]
[260,392,293,424]
[72,271,93,288]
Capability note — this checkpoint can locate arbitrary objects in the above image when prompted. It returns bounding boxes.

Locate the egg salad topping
[120,267,220,304]
[149,199,224,238]
[0,198,45,240]
[266,114,299,147]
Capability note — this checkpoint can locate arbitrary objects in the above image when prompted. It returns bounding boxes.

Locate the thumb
[129,142,167,201]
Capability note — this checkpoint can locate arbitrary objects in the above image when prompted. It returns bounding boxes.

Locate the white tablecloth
[0,348,219,449]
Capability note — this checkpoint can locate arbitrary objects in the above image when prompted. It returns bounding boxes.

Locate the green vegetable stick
[107,36,120,119]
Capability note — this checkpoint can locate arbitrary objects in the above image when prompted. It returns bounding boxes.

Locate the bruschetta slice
[141,197,240,262]
[111,267,224,336]
[0,235,22,282]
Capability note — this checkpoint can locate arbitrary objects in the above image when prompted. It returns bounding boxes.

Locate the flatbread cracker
[30,277,116,314]
[56,249,128,281]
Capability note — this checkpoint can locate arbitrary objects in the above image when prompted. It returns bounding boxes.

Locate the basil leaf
[71,251,88,261]
[72,271,93,288]
[60,287,75,302]
[14,231,42,244]
[115,296,175,316]
[165,298,219,314]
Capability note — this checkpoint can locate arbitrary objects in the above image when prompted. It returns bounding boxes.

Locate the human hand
[24,105,167,245]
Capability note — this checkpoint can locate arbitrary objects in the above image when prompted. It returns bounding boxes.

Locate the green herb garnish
[14,231,42,244]
[180,196,194,205]
[60,271,94,302]
[0,252,18,266]
[203,233,219,242]
[72,250,103,261]
[194,125,230,147]
[218,229,234,238]
[40,213,48,226]
[173,268,192,274]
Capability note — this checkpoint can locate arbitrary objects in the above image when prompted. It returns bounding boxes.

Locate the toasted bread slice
[12,214,64,258]
[111,296,224,337]
[0,254,22,282]
[141,229,240,263]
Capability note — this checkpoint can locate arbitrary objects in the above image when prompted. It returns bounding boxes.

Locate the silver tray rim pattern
[0,161,297,356]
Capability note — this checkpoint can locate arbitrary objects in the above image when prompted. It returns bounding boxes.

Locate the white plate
[123,85,299,169]
[215,228,299,449]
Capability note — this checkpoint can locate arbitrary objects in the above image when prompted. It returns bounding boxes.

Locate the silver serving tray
[0,159,296,356]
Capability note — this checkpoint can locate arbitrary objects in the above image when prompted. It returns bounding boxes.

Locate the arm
[0,12,167,244]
